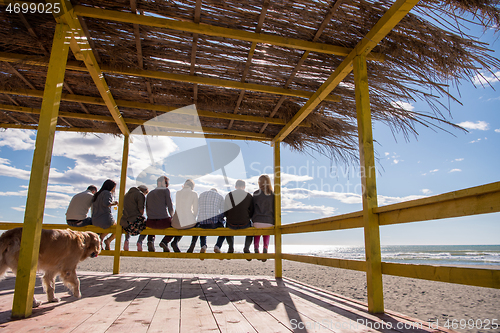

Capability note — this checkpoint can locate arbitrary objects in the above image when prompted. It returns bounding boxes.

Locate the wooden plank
[199,277,258,333]
[213,277,292,333]
[69,277,151,333]
[280,211,364,234]
[148,277,182,333]
[229,277,327,332]
[354,55,383,313]
[113,135,129,274]
[179,277,219,332]
[1,273,138,332]
[55,1,130,136]
[11,23,71,319]
[73,5,385,61]
[106,277,166,333]
[258,278,399,333]
[281,278,441,333]
[377,185,500,225]
[282,254,366,272]
[381,262,500,289]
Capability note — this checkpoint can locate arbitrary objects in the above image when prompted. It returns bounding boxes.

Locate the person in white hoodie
[166,179,198,252]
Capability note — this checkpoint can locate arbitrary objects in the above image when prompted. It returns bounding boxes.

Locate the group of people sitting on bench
[65,175,275,261]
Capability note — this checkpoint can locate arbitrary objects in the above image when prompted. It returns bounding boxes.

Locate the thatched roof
[0,0,499,160]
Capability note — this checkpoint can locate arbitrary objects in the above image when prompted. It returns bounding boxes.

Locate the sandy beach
[77,256,500,333]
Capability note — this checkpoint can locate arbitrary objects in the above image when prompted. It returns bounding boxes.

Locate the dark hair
[87,185,97,192]
[93,179,116,202]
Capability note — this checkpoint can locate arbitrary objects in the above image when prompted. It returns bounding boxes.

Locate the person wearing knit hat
[120,185,149,251]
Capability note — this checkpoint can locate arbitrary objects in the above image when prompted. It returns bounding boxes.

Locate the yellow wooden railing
[1,181,498,291]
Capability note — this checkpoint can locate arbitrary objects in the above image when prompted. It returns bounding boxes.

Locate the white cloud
[0,130,35,150]
[429,169,439,173]
[421,189,432,195]
[0,158,31,180]
[393,159,399,164]
[457,121,489,131]
[11,206,25,212]
[472,71,500,85]
[469,138,481,143]
[454,158,464,162]
[449,169,462,173]
[0,190,27,197]
[384,152,390,157]
[390,101,415,111]
[495,129,500,133]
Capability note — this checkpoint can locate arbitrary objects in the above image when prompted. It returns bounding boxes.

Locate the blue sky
[1,26,499,247]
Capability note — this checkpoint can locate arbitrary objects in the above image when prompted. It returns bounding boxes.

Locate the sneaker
[137,242,143,252]
[159,242,170,252]
[200,245,207,261]
[263,247,268,262]
[214,245,221,253]
[171,243,181,253]
[244,248,251,261]
[123,240,129,251]
[147,241,155,252]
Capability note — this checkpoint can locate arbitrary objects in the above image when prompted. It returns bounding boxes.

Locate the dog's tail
[0,228,21,278]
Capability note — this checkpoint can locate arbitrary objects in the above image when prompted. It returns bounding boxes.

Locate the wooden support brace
[113,135,129,274]
[11,23,70,319]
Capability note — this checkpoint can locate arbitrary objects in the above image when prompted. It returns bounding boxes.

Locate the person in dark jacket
[214,180,254,259]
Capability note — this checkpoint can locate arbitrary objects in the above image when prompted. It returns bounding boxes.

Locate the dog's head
[82,231,101,259]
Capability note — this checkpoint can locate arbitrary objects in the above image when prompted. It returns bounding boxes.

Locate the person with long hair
[92,179,118,250]
[252,175,275,262]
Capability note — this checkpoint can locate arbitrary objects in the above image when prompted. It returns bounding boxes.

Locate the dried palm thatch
[0,0,499,162]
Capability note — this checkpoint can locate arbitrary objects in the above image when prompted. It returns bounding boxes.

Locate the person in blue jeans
[187,188,225,256]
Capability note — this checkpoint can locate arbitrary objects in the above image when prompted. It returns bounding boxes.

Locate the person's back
[252,190,274,224]
[198,189,224,224]
[172,180,198,229]
[146,187,172,219]
[66,186,96,227]
[224,188,254,229]
[92,189,114,229]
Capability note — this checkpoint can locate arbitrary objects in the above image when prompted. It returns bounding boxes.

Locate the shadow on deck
[0,271,453,333]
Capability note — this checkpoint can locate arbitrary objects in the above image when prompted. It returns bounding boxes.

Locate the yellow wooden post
[113,135,129,274]
[11,23,71,319]
[353,54,384,313]
[274,141,282,278]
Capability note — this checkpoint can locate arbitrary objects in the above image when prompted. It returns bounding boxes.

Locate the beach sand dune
[77,257,500,333]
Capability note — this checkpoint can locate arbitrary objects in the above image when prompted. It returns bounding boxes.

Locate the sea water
[280,244,500,267]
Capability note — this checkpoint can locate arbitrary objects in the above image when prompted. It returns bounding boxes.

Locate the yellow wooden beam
[72,5,385,62]
[100,251,274,260]
[0,87,311,127]
[0,52,339,103]
[381,262,500,289]
[274,141,282,278]
[0,223,274,236]
[0,104,271,139]
[280,211,364,234]
[11,23,71,319]
[282,254,367,272]
[271,0,419,144]
[375,181,500,225]
[354,54,383,314]
[113,135,129,274]
[53,1,129,136]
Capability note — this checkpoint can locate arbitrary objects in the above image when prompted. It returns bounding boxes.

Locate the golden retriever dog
[0,228,101,307]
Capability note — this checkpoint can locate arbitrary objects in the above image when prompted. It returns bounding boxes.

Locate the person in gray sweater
[252,175,275,262]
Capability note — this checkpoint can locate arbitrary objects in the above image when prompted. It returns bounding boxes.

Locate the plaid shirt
[197,189,225,225]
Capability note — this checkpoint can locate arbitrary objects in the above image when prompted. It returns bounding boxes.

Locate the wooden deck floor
[0,271,454,333]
